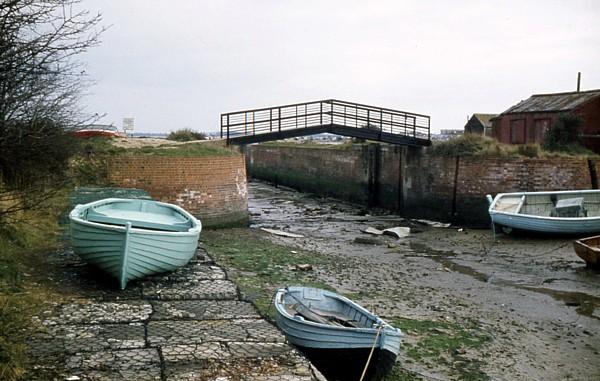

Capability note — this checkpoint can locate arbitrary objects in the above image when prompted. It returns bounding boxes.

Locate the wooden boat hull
[487,190,600,234]
[69,198,201,289]
[274,287,402,380]
[295,346,397,381]
[574,236,600,269]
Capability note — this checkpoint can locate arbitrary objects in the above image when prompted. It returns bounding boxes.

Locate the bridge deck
[221,99,431,146]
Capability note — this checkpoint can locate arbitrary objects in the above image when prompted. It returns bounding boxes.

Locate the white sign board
[123,117,135,131]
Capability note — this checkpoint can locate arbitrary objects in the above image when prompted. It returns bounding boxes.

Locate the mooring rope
[358,324,383,381]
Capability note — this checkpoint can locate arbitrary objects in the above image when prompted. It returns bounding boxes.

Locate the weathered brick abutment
[108,155,248,228]
[246,145,598,226]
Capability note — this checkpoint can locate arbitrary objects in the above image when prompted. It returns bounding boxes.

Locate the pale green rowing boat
[69,198,201,289]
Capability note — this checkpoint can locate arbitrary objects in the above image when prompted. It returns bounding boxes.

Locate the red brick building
[491,89,600,152]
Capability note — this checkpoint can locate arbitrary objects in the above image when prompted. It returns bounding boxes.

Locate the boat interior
[494,192,600,217]
[85,200,192,232]
[282,288,377,328]
[576,235,600,250]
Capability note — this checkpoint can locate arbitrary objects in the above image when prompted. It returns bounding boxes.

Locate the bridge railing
[221,99,430,142]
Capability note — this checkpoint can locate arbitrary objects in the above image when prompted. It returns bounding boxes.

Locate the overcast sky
[80,0,600,134]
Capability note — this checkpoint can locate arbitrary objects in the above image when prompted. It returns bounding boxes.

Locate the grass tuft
[201,228,335,318]
[391,317,491,381]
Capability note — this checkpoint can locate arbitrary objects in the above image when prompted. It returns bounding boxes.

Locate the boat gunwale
[69,198,201,236]
[574,235,600,251]
[487,190,600,222]
[274,287,402,337]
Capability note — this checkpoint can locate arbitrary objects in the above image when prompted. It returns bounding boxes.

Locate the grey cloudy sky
[80,0,600,133]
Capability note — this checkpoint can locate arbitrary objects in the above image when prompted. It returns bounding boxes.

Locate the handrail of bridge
[220,99,430,143]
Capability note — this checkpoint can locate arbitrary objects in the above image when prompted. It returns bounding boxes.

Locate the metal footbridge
[220,99,431,146]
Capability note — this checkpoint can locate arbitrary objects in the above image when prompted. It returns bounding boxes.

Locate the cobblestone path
[27,246,320,381]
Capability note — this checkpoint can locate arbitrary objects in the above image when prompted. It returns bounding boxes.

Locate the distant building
[491,89,600,151]
[129,132,168,138]
[432,129,463,141]
[464,114,497,136]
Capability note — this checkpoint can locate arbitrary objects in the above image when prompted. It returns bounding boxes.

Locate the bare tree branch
[0,0,104,223]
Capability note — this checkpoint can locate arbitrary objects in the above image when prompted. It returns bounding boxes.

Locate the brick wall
[403,155,593,224]
[248,145,597,226]
[247,145,370,204]
[108,156,248,228]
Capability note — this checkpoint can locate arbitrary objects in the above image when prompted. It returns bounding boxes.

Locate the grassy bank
[430,134,595,157]
[82,137,239,157]
[0,190,69,380]
[201,228,335,318]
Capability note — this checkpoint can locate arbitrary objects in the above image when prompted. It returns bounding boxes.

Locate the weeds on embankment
[430,134,595,158]
[0,190,69,380]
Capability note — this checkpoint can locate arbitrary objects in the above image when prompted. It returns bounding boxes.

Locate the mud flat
[243,181,600,381]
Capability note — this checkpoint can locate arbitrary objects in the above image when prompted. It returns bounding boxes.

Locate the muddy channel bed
[242,181,600,381]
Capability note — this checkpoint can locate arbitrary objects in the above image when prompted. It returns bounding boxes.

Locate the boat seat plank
[87,210,191,232]
[310,307,359,328]
[286,303,358,327]
[552,197,587,217]
[495,196,523,213]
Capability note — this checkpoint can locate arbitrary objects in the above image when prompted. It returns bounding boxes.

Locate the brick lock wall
[457,157,592,194]
[108,155,248,228]
[248,145,370,204]
[402,151,458,221]
[248,145,597,226]
[403,154,593,224]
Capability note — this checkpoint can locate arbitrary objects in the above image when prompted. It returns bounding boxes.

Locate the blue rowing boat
[487,190,600,235]
[69,198,201,289]
[274,287,403,380]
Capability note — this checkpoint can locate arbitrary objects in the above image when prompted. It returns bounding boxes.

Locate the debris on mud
[362,227,384,235]
[243,181,600,381]
[383,227,411,238]
[261,227,305,238]
[354,236,382,245]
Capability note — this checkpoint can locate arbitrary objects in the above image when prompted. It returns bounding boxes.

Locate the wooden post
[367,144,381,208]
[588,159,598,189]
[451,155,460,221]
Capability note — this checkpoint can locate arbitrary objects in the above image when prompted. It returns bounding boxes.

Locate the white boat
[69,198,201,289]
[486,190,600,235]
[274,287,402,380]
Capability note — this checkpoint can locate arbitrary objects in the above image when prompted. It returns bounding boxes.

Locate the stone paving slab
[48,301,153,324]
[142,279,238,301]
[26,247,321,381]
[162,342,231,363]
[148,319,280,346]
[228,342,292,358]
[58,323,146,353]
[65,349,162,380]
[151,300,260,320]
[163,355,315,381]
[145,262,227,283]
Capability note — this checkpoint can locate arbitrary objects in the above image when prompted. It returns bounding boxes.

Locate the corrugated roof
[501,89,600,114]
[472,113,497,127]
